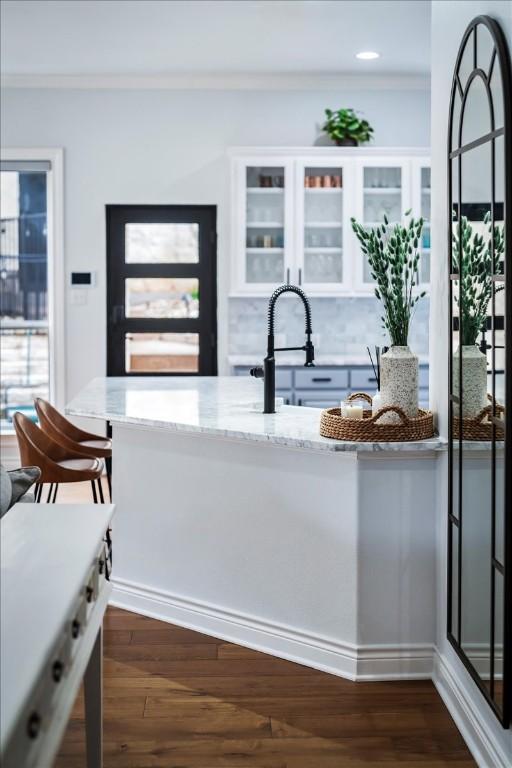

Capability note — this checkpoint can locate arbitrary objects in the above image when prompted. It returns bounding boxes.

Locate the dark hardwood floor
[55,606,475,768]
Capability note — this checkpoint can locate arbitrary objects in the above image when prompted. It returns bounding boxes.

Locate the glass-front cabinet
[356,159,408,286]
[297,160,350,292]
[237,160,293,289]
[230,149,430,296]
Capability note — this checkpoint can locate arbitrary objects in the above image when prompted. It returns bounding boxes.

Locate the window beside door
[0,167,50,430]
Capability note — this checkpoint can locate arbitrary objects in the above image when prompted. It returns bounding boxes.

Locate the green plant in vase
[452,211,504,345]
[351,211,427,420]
[322,108,374,147]
[451,211,505,416]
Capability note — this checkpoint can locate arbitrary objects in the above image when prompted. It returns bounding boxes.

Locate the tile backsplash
[228,296,430,359]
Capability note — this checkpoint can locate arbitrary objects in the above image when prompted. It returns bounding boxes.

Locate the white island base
[67,377,445,682]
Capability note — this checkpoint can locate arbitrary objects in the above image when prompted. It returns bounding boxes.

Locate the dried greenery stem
[452,211,505,346]
[351,211,426,347]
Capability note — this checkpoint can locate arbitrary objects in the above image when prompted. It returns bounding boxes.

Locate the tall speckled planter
[453,345,488,418]
[380,346,419,423]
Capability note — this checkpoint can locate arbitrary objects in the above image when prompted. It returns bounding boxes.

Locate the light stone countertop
[66,377,445,454]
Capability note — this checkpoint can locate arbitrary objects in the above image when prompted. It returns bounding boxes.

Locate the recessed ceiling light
[356,51,380,60]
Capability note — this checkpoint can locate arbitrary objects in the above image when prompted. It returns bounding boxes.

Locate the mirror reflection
[448,17,508,719]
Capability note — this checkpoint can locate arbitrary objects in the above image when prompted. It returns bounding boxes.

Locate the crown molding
[0,72,430,91]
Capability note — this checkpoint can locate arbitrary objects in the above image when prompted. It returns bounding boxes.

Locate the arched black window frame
[447,14,512,727]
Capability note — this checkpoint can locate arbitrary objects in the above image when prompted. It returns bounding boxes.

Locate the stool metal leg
[52,484,59,503]
[46,484,54,503]
[106,456,112,502]
[91,480,98,504]
[97,478,105,504]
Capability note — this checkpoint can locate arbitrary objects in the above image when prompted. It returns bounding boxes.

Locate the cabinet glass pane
[125,332,199,373]
[245,166,285,284]
[420,167,431,283]
[362,167,402,281]
[303,167,343,283]
[125,223,198,264]
[125,278,199,319]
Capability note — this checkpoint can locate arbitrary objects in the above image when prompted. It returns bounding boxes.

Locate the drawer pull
[52,660,64,682]
[98,558,105,575]
[367,377,377,382]
[71,619,81,639]
[312,377,332,383]
[27,712,41,739]
[86,585,94,603]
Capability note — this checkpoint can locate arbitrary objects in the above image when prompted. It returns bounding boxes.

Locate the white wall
[1,85,429,402]
[430,2,511,765]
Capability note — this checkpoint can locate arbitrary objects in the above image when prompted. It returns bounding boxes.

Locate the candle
[341,403,363,419]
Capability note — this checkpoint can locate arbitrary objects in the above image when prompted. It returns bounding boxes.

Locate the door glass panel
[490,58,504,129]
[125,332,199,373]
[0,169,49,430]
[451,521,459,640]
[459,141,493,692]
[245,166,285,284]
[461,77,491,146]
[493,570,504,709]
[125,223,199,264]
[362,167,402,281]
[303,167,343,284]
[125,278,199,319]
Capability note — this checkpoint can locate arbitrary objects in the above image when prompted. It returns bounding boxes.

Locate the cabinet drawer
[294,368,348,389]
[351,366,429,390]
[350,367,379,390]
[296,390,346,408]
[233,367,292,390]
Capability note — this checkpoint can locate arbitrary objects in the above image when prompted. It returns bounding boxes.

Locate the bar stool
[34,398,112,501]
[13,412,104,504]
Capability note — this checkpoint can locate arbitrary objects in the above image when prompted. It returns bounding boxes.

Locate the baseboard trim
[433,651,510,768]
[110,576,433,681]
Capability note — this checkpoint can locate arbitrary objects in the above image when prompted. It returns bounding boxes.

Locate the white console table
[0,502,115,768]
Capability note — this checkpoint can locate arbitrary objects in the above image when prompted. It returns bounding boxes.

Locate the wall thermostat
[70,271,95,287]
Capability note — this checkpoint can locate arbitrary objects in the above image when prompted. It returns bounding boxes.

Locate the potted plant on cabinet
[452,212,505,417]
[351,211,426,421]
[322,108,374,147]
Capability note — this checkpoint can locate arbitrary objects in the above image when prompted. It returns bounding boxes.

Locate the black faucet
[250,284,314,413]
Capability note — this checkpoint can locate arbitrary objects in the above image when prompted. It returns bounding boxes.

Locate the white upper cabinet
[230,148,430,296]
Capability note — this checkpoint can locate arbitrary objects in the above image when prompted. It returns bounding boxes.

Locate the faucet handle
[250,366,264,379]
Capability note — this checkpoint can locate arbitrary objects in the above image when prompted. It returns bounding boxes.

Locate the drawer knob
[52,660,64,682]
[27,712,41,739]
[71,619,81,639]
[98,559,104,575]
[86,585,94,603]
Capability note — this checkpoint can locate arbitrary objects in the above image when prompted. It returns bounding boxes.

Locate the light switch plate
[70,289,87,306]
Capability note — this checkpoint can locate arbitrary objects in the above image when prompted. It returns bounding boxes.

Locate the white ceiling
[1,0,431,78]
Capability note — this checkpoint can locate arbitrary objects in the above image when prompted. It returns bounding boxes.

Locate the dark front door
[106,205,217,377]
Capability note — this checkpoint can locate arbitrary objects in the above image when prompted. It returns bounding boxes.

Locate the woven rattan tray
[453,396,505,441]
[320,392,435,443]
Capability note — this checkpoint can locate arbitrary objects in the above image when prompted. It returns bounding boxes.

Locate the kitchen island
[67,376,445,681]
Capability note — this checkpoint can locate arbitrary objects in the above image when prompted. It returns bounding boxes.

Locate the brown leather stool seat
[13,412,104,504]
[34,398,112,500]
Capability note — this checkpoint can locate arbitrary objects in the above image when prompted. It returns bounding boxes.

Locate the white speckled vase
[453,345,488,418]
[380,346,419,423]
